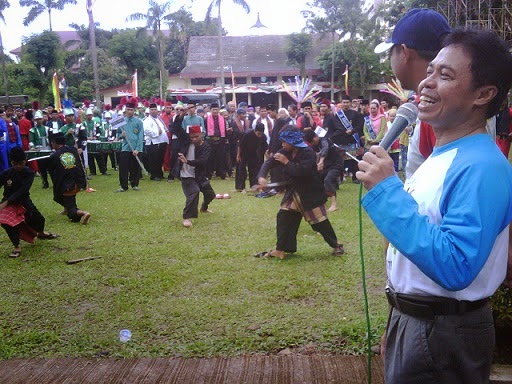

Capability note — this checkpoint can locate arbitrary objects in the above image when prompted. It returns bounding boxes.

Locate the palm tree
[205,0,250,105]
[86,0,100,109]
[126,0,174,100]
[0,0,10,99]
[19,0,77,31]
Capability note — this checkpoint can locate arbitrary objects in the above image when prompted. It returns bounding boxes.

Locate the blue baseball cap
[279,128,308,148]
[374,8,451,54]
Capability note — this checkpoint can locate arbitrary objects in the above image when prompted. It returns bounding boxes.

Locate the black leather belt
[385,287,488,320]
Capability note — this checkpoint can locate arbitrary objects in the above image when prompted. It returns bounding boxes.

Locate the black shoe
[42,182,49,189]
[101,172,111,176]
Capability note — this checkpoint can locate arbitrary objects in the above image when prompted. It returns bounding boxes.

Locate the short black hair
[9,147,26,163]
[442,28,512,118]
[303,129,317,143]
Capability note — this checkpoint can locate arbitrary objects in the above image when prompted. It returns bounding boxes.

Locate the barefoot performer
[0,147,58,258]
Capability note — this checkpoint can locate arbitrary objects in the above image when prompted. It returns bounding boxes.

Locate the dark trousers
[54,194,81,222]
[276,209,338,252]
[322,166,343,197]
[37,157,50,186]
[345,158,359,181]
[108,151,118,169]
[207,139,226,179]
[385,304,494,384]
[88,152,107,175]
[1,203,45,246]
[181,177,216,219]
[235,158,261,191]
[118,151,140,190]
[168,139,181,180]
[147,142,168,179]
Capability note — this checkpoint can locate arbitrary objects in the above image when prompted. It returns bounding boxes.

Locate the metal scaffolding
[437,0,512,44]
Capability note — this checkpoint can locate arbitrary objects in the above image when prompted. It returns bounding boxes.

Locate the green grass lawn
[0,169,388,358]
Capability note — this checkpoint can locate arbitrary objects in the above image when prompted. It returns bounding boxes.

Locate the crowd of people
[1,8,512,382]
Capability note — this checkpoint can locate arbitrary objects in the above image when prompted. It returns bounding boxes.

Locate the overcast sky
[2,0,313,54]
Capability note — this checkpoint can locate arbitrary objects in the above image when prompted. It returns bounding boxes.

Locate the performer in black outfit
[48,132,91,224]
[236,123,267,191]
[0,147,58,258]
[255,127,344,259]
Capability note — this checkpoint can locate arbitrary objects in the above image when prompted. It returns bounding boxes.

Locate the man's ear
[474,85,498,108]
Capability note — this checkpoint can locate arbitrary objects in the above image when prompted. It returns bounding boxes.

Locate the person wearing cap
[360,28,512,383]
[29,110,51,188]
[161,101,174,173]
[360,99,370,117]
[143,103,169,181]
[237,122,267,191]
[172,124,216,228]
[251,105,273,145]
[335,95,364,184]
[204,103,228,180]
[45,109,63,134]
[374,8,451,179]
[47,132,90,225]
[82,108,108,176]
[0,147,59,258]
[255,126,345,259]
[59,108,79,147]
[17,109,31,152]
[246,106,256,125]
[103,111,118,170]
[115,101,144,192]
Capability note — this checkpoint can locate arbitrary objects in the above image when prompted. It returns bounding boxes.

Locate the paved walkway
[0,355,385,384]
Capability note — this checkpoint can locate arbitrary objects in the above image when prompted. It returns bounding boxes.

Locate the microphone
[379,102,418,151]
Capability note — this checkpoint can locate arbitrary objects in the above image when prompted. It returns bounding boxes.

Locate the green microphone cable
[358,182,373,384]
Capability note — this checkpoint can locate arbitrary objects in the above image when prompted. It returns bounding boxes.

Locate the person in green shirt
[28,110,51,188]
[115,102,144,192]
[82,108,108,176]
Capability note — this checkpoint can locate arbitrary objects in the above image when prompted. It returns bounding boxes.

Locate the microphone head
[396,102,418,125]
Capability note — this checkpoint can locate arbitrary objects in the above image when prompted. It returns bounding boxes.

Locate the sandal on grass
[9,250,21,258]
[332,244,345,256]
[38,232,59,240]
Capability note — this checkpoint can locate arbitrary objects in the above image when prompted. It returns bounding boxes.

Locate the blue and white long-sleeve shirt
[363,133,512,301]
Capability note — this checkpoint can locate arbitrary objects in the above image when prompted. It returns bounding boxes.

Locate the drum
[110,141,122,151]
[87,140,101,154]
[97,141,111,152]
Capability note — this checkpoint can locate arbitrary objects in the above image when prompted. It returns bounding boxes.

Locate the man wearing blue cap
[375,8,451,178]
[255,126,344,259]
[369,24,512,384]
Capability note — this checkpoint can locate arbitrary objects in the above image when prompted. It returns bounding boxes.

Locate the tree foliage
[21,30,63,101]
[306,0,389,94]
[285,33,313,79]
[19,0,77,31]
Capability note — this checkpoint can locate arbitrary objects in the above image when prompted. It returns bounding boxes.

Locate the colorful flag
[342,65,349,96]
[52,72,61,111]
[131,70,138,98]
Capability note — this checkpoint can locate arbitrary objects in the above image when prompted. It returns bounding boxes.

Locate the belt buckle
[385,287,401,311]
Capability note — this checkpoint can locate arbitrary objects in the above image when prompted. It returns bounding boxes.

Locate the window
[191,78,216,86]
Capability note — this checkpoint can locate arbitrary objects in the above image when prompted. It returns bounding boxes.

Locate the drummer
[82,108,109,176]
[103,111,118,171]
[28,110,51,189]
